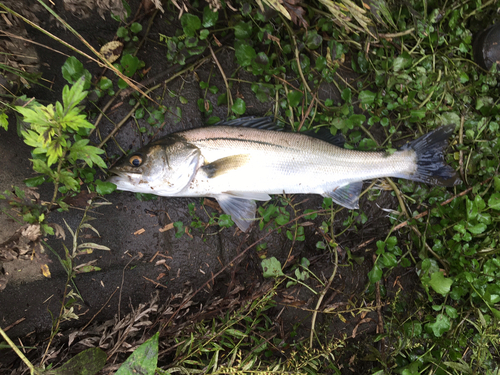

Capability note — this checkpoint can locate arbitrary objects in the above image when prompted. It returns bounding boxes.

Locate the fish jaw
[108,170,156,195]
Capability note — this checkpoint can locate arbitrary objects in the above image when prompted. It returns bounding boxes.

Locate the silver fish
[108,117,460,231]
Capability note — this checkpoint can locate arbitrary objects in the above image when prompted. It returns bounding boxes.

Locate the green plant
[16,77,115,208]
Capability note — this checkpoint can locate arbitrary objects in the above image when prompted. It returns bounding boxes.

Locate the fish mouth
[107,169,144,188]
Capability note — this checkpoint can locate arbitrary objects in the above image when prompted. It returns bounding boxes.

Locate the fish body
[109,117,460,231]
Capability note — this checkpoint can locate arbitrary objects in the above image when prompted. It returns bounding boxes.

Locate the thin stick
[459,115,465,183]
[80,287,119,331]
[208,44,233,112]
[309,239,338,348]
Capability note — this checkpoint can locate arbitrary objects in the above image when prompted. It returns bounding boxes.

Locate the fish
[108,117,460,231]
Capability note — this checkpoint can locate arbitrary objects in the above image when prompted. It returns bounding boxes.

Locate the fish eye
[129,154,143,167]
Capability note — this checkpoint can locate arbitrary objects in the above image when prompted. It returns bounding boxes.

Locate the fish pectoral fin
[200,154,251,178]
[325,181,364,209]
[215,194,256,232]
[225,191,271,201]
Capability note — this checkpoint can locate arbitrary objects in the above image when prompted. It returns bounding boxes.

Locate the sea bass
[108,117,460,231]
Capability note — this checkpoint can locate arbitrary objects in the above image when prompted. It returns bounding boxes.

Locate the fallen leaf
[41,264,51,278]
[100,41,123,63]
[63,191,97,208]
[159,223,174,232]
[282,0,309,28]
[49,223,66,240]
[21,224,41,242]
[362,0,396,28]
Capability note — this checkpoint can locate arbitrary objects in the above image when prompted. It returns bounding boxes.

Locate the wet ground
[0,0,422,372]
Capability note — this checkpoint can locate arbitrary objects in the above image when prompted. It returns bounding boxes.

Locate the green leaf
[304,30,323,50]
[51,347,106,375]
[234,21,252,39]
[445,305,458,319]
[181,13,201,37]
[24,176,46,187]
[488,193,500,210]
[368,263,382,283]
[120,54,140,77]
[218,214,234,228]
[225,329,247,338]
[304,209,317,219]
[428,271,453,296]
[31,159,53,176]
[410,109,427,122]
[287,90,303,107]
[173,221,184,238]
[69,140,106,168]
[0,112,8,131]
[494,176,500,192]
[116,332,159,375]
[61,56,91,89]
[426,313,451,337]
[359,90,376,105]
[341,88,352,103]
[95,180,117,195]
[217,93,228,106]
[261,257,285,278]
[234,41,256,67]
[468,223,487,234]
[199,29,209,40]
[99,77,113,90]
[130,22,142,33]
[62,78,88,113]
[381,252,397,268]
[393,52,412,72]
[231,98,246,115]
[202,6,218,27]
[117,26,128,38]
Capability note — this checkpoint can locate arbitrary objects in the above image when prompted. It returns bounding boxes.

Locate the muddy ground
[0,0,422,373]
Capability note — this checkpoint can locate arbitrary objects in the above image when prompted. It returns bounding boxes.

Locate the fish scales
[181,126,417,197]
[108,117,460,231]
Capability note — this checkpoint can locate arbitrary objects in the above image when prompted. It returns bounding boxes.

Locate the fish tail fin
[399,125,461,186]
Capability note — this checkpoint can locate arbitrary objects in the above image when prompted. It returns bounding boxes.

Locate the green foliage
[61,56,91,89]
[16,77,109,195]
[116,333,158,375]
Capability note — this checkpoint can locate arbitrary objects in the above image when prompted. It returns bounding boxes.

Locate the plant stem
[0,326,36,375]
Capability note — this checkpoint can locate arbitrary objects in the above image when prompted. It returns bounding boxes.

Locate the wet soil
[0,0,423,373]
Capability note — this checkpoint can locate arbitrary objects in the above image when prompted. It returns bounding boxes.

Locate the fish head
[108,135,201,196]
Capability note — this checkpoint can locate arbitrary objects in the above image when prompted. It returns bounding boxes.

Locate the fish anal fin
[201,154,251,178]
[325,181,364,209]
[215,194,256,232]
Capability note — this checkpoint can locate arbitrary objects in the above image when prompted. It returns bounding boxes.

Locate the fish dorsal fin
[324,181,364,209]
[303,128,345,148]
[200,154,251,178]
[214,116,283,131]
[215,194,256,232]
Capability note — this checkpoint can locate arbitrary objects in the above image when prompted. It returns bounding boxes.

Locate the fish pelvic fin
[215,194,257,232]
[399,125,461,187]
[324,181,363,209]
